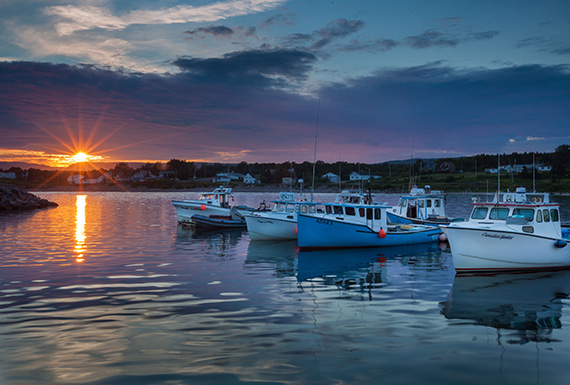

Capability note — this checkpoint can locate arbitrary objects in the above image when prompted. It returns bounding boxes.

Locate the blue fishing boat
[297,202,442,249]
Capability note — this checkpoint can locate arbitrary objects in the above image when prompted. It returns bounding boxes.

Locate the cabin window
[359,208,365,217]
[374,208,381,220]
[489,208,509,220]
[325,206,332,214]
[434,199,441,207]
[345,207,356,216]
[333,206,343,215]
[471,207,488,219]
[426,200,432,208]
[418,200,424,208]
[286,204,295,213]
[301,205,308,214]
[543,209,550,222]
[366,208,373,220]
[551,209,559,222]
[513,208,534,221]
[309,205,317,214]
[400,200,407,207]
[536,210,543,223]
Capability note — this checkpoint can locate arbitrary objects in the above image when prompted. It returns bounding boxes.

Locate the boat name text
[482,233,513,240]
[316,218,333,226]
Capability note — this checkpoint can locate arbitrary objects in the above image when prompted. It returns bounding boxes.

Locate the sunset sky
[1,0,569,168]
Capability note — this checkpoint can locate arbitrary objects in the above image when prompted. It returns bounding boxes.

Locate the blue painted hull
[297,214,442,249]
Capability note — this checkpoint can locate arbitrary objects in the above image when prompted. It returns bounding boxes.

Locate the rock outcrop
[0,185,58,211]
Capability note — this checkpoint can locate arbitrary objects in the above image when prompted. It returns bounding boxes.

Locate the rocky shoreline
[0,185,59,211]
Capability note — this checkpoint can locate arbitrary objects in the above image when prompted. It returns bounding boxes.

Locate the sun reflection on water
[75,195,86,263]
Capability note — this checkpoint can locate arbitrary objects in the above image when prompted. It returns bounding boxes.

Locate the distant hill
[0,162,59,171]
[1,161,146,171]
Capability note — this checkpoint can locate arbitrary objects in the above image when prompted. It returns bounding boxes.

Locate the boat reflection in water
[297,243,447,290]
[174,224,245,258]
[245,240,298,278]
[441,270,570,344]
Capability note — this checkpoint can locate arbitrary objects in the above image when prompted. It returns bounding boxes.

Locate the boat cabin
[323,203,388,231]
[197,186,233,208]
[468,188,562,237]
[334,190,372,205]
[393,186,446,221]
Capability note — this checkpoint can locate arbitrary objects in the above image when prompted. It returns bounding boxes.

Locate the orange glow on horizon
[71,152,90,163]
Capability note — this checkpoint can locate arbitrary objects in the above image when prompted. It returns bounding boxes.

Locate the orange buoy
[378,228,387,238]
[200,204,206,210]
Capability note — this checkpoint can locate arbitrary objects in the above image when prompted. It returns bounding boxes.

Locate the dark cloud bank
[1,55,569,162]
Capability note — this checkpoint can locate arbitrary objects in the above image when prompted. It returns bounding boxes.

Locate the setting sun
[71,152,90,163]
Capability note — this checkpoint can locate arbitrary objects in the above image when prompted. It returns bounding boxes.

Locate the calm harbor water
[1,191,570,385]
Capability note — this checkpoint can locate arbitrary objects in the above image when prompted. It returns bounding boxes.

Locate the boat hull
[245,213,297,241]
[172,200,231,224]
[442,226,570,272]
[191,214,246,230]
[297,214,441,249]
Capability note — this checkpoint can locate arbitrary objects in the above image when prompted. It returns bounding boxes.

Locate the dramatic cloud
[172,49,317,85]
[341,38,400,52]
[1,61,569,164]
[517,36,570,56]
[185,25,235,38]
[45,0,288,35]
[404,29,498,49]
[283,19,364,50]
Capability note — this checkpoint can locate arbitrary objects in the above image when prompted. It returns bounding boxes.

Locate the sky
[1,0,569,168]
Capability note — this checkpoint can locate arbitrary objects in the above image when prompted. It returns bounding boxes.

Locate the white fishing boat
[245,190,373,241]
[441,187,570,273]
[387,185,461,225]
[297,201,442,249]
[245,192,318,241]
[171,186,255,225]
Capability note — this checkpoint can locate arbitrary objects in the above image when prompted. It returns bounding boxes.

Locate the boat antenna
[497,152,501,193]
[532,143,536,193]
[338,149,342,193]
[311,97,320,202]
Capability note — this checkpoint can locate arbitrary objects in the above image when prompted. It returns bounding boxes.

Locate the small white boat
[244,192,318,241]
[387,185,462,225]
[297,201,442,249]
[441,187,570,273]
[171,186,254,225]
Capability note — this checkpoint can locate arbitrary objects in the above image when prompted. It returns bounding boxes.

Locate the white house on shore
[322,172,340,183]
[0,172,16,179]
[244,173,259,184]
[349,172,381,181]
[67,175,105,185]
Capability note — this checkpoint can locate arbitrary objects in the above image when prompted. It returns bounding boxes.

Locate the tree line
[2,144,569,187]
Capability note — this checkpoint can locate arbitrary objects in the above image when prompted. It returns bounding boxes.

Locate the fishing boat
[244,190,368,241]
[171,186,255,225]
[297,201,442,249]
[191,214,246,230]
[441,187,570,273]
[244,192,318,241]
[387,185,462,225]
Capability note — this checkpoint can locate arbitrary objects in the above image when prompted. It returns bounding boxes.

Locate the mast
[533,146,536,192]
[497,152,501,194]
[311,98,320,202]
